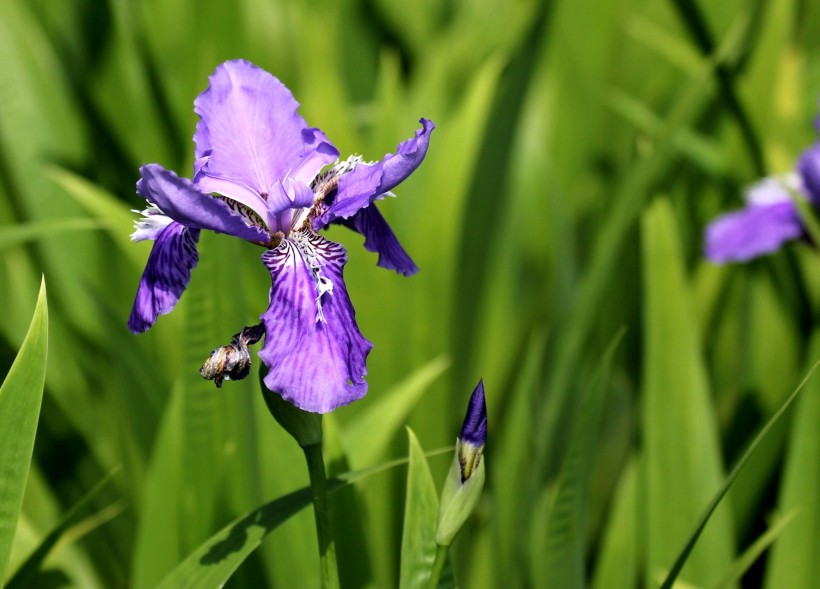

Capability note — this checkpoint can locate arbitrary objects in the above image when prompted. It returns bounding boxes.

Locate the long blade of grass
[658,361,820,589]
[398,428,439,589]
[667,0,767,174]
[762,331,820,589]
[343,355,450,468]
[711,509,797,589]
[642,199,735,587]
[535,329,625,589]
[591,459,639,589]
[535,11,754,481]
[0,219,105,251]
[0,279,48,582]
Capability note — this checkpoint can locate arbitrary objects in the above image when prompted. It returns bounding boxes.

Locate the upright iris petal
[193,60,339,228]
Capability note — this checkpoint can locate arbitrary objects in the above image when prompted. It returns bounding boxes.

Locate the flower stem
[428,544,449,589]
[303,441,340,589]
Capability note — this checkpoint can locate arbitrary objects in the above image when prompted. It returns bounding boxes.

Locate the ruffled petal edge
[258,233,372,413]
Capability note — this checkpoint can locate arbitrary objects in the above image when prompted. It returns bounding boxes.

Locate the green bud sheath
[436,445,486,546]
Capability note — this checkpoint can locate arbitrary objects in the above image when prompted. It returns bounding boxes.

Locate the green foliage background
[2,0,820,587]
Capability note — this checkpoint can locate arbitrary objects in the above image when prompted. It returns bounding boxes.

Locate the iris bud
[436,380,487,546]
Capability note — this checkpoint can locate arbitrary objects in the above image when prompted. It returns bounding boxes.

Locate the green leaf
[536,329,624,589]
[591,459,639,589]
[131,382,186,589]
[155,450,449,589]
[0,219,105,251]
[641,199,735,588]
[492,331,546,587]
[6,469,119,589]
[343,356,450,468]
[0,278,48,583]
[535,11,755,480]
[712,509,797,589]
[154,486,316,589]
[658,360,819,589]
[399,428,439,589]
[44,166,143,267]
[763,331,820,589]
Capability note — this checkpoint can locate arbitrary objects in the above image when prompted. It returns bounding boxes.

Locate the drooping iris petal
[193,59,338,221]
[259,233,373,413]
[314,118,434,226]
[798,144,820,205]
[704,200,803,263]
[341,205,418,275]
[138,164,270,243]
[128,222,200,333]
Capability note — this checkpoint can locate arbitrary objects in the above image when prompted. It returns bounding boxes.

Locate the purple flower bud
[437,380,487,544]
[460,379,487,447]
[457,380,486,482]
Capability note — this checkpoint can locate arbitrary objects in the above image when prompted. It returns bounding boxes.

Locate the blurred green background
[3,0,820,587]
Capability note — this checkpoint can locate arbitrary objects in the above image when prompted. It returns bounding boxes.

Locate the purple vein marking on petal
[128,222,200,333]
[138,164,269,243]
[193,174,272,226]
[258,234,372,413]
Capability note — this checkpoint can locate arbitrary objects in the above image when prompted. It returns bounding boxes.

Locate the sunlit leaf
[399,428,439,589]
[0,279,48,583]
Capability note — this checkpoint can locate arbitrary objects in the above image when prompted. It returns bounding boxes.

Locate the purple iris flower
[704,144,820,263]
[128,59,434,413]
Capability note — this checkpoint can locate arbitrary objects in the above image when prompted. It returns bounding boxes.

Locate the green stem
[428,544,449,589]
[303,442,340,589]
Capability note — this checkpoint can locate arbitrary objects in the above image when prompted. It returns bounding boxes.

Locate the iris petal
[314,118,434,227]
[128,222,200,333]
[259,234,372,413]
[138,164,270,243]
[704,200,803,263]
[193,60,338,219]
[342,205,418,276]
[798,144,820,206]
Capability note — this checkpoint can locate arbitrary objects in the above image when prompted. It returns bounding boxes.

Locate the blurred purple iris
[128,59,434,413]
[704,144,820,263]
